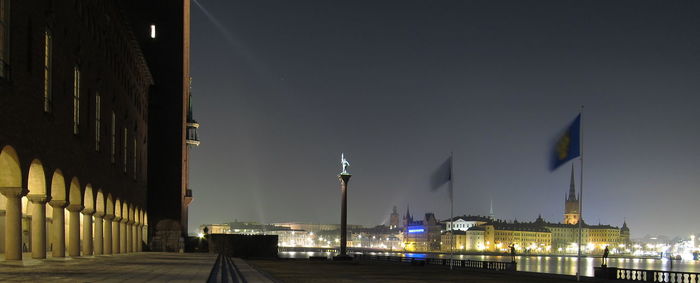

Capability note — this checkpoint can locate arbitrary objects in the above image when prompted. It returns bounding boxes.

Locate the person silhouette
[602,246,609,267]
[510,245,516,263]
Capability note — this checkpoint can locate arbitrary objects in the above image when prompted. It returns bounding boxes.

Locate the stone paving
[0,252,216,282]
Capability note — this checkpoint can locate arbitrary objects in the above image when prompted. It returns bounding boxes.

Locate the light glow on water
[278,251,700,277]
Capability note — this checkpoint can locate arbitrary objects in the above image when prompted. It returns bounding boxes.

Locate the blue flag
[551,114,581,170]
[431,156,452,191]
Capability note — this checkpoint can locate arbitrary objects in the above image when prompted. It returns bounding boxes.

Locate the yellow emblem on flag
[556,131,570,160]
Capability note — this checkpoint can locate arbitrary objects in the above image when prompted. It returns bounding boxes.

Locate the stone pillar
[0,187,23,260]
[126,220,133,253]
[120,218,127,253]
[67,204,83,257]
[131,221,137,252]
[49,200,67,257]
[137,224,143,252]
[94,214,104,255]
[82,209,94,256]
[103,214,113,255]
[28,195,48,259]
[112,215,121,254]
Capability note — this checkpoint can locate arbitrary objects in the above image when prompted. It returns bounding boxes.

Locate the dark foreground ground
[0,252,216,282]
[248,259,608,283]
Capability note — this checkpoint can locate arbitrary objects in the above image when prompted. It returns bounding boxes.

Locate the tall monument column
[334,153,352,260]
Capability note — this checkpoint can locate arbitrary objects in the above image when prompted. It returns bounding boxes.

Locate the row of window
[39,27,138,180]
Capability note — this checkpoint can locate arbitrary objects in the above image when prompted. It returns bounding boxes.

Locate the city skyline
[188,0,700,238]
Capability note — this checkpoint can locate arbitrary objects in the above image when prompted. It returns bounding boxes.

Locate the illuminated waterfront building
[482,220,552,253]
[444,215,490,231]
[440,230,467,251]
[404,212,441,252]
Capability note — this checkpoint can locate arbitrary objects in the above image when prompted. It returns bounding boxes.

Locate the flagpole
[450,152,454,270]
[577,105,584,281]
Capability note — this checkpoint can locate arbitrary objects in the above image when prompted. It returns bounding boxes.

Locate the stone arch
[0,145,22,188]
[106,194,114,217]
[95,190,105,216]
[68,177,81,207]
[0,145,22,255]
[83,184,94,213]
[114,199,121,219]
[27,159,47,197]
[50,169,66,202]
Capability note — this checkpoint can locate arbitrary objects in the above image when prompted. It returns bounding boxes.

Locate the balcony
[186,120,200,146]
[184,189,193,206]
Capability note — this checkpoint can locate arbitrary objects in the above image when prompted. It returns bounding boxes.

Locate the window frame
[0,0,10,80]
[95,92,101,151]
[72,66,81,135]
[43,28,52,112]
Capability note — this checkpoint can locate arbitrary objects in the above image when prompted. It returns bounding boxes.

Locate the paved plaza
[0,252,216,282]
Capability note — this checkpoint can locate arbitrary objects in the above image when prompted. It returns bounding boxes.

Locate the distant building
[389,206,399,229]
[404,212,441,252]
[444,215,490,231]
[564,165,580,225]
[440,230,467,251]
[482,220,552,253]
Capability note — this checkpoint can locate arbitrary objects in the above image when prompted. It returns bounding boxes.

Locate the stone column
[66,204,83,257]
[28,195,48,259]
[131,220,137,252]
[103,214,113,254]
[82,209,94,256]
[137,224,143,252]
[120,218,127,253]
[112,215,121,254]
[0,187,23,260]
[49,200,67,257]
[126,220,133,253]
[94,213,104,255]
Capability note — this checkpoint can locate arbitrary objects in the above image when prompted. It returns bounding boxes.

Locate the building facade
[0,0,151,260]
[122,0,198,251]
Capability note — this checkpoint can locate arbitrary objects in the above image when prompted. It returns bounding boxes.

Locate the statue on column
[341,153,350,175]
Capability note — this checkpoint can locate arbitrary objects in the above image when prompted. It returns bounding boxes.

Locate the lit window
[123,127,127,172]
[150,24,156,39]
[0,0,9,79]
[43,29,52,112]
[73,66,80,134]
[111,112,116,163]
[95,92,101,151]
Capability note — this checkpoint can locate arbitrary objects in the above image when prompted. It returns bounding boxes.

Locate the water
[279,251,700,277]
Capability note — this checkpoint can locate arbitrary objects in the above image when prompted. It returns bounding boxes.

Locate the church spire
[489,198,495,220]
[568,164,577,201]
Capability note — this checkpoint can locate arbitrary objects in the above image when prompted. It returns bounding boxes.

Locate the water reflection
[279,251,700,277]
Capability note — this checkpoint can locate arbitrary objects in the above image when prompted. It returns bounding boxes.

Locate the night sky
[187,0,700,238]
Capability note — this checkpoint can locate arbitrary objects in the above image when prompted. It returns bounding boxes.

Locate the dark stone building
[0,0,151,260]
[122,0,197,251]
